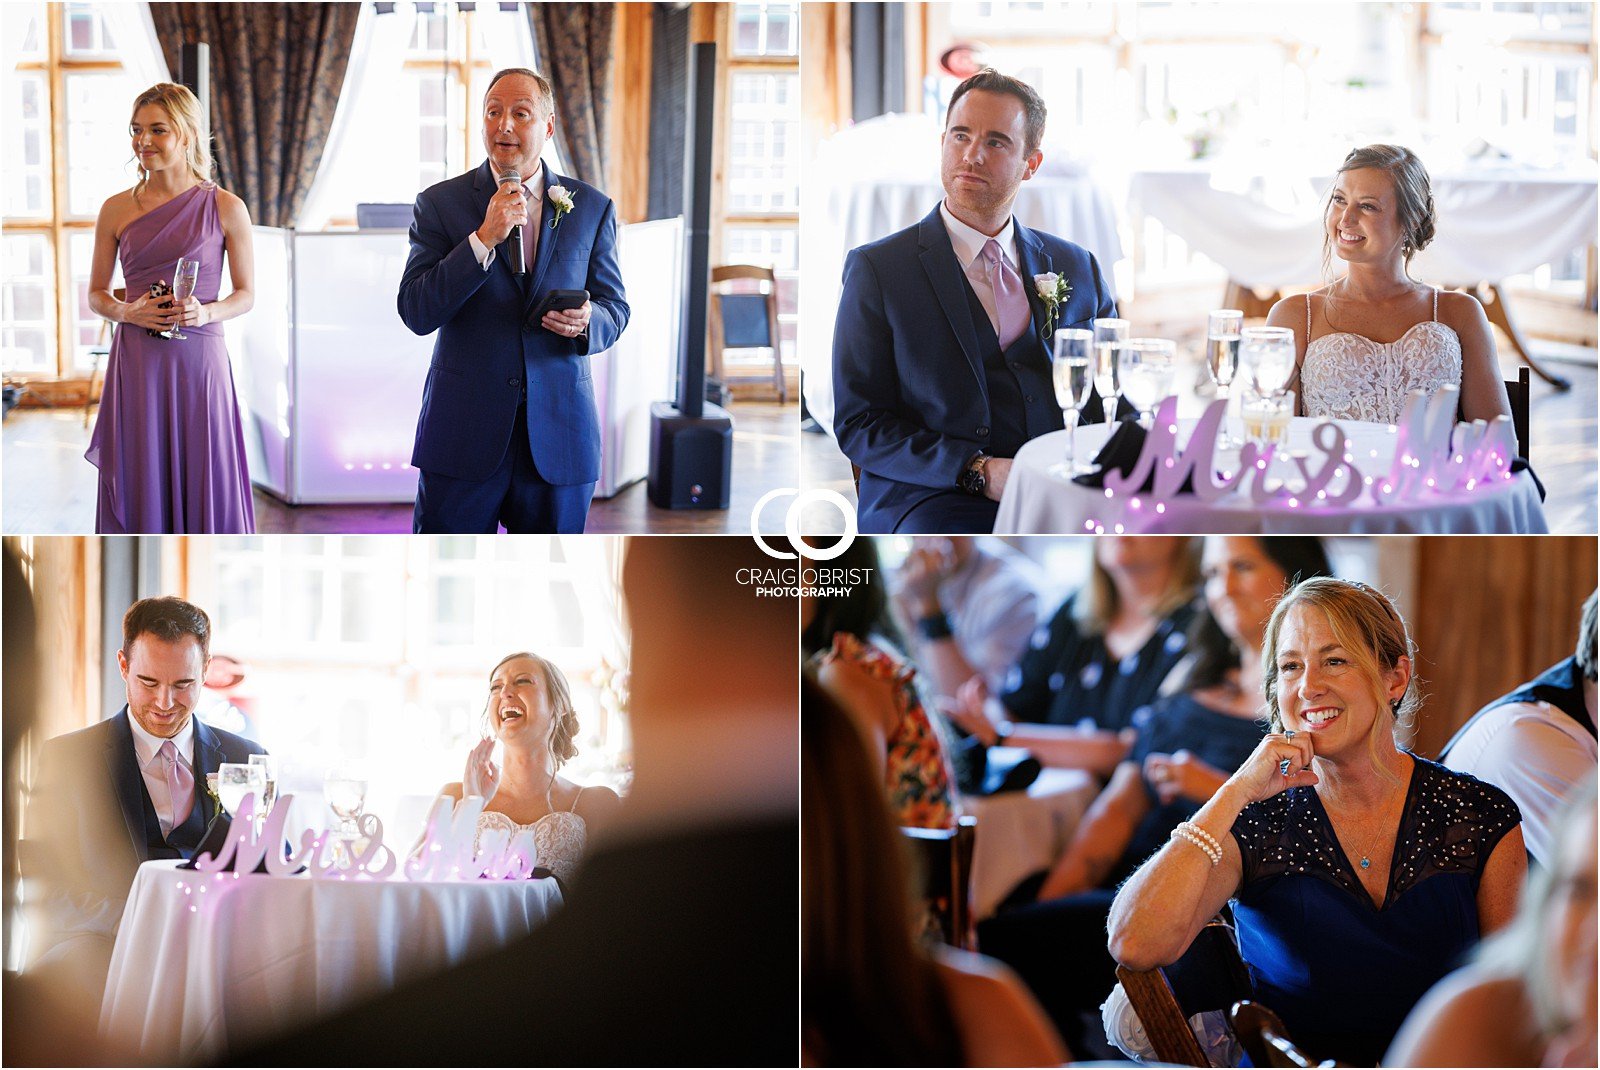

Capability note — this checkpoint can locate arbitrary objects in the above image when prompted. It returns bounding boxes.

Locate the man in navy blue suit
[832,70,1119,533]
[26,596,265,1004]
[399,67,630,534]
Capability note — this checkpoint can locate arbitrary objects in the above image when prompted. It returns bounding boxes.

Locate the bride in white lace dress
[1267,144,1510,427]
[431,651,622,883]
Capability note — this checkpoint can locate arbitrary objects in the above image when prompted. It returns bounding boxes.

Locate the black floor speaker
[647,401,733,509]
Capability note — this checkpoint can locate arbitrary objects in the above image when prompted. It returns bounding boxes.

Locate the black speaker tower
[648,40,733,510]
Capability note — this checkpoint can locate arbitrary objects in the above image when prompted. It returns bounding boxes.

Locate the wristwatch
[957,453,990,496]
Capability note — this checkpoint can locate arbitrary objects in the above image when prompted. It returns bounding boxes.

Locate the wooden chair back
[709,264,786,402]
[1456,366,1530,460]
[900,814,977,950]
[1230,1000,1342,1068]
[1113,916,1252,1066]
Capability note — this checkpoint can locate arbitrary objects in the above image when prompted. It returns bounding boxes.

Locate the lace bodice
[1300,290,1462,426]
[474,807,587,884]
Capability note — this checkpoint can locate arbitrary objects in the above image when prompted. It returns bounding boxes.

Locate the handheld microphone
[497,167,525,275]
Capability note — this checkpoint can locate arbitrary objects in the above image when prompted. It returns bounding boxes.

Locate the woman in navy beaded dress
[1108,577,1527,1066]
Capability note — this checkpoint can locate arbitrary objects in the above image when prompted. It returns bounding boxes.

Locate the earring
[1390,697,1402,715]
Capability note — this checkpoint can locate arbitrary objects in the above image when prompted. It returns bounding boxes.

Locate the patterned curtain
[147,3,360,228]
[525,3,615,187]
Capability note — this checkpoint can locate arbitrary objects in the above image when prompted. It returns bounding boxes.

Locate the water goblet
[248,753,278,835]
[1119,338,1177,429]
[1241,325,1295,399]
[216,762,266,826]
[1051,328,1094,476]
[324,762,369,868]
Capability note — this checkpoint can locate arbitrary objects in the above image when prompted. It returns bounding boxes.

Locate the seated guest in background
[1267,143,1510,426]
[805,539,958,830]
[802,678,1067,1068]
[25,596,267,1007]
[236,537,796,1065]
[832,68,1119,534]
[424,651,622,884]
[977,536,1330,1054]
[949,536,1199,781]
[891,536,1048,701]
[1388,774,1598,1068]
[1109,577,1527,1066]
[1442,589,1596,867]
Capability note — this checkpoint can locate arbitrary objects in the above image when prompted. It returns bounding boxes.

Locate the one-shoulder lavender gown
[85,182,255,533]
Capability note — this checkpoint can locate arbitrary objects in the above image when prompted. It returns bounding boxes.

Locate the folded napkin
[1071,419,1197,495]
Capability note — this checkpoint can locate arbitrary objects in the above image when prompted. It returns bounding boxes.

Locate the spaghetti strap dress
[86,182,255,533]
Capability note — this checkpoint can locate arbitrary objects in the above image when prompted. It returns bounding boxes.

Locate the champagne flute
[167,257,200,339]
[1207,309,1242,448]
[1051,328,1094,476]
[1119,338,1177,429]
[217,762,265,824]
[248,753,278,835]
[1092,317,1128,426]
[1241,325,1295,399]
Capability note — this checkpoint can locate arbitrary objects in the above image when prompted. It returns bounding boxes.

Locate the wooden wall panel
[610,3,653,223]
[1409,536,1597,758]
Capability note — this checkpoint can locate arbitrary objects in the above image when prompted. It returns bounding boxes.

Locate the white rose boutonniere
[547,185,575,230]
[1034,272,1073,339]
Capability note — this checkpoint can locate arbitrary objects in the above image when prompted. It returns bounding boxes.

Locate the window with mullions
[722,2,801,372]
[184,536,631,835]
[1,2,162,379]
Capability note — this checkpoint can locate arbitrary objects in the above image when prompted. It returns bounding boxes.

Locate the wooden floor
[803,344,1599,535]
[2,401,800,535]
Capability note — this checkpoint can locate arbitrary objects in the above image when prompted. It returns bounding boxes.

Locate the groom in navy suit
[832,70,1119,533]
[399,67,629,534]
[25,596,265,1002]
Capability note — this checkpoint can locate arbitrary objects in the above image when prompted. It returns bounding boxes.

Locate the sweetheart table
[99,859,563,1062]
[994,417,1548,534]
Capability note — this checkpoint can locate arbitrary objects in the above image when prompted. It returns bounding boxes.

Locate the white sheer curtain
[108,4,171,90]
[295,3,411,229]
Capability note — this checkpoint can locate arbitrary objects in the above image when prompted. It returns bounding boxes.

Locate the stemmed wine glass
[167,257,200,339]
[1051,328,1094,476]
[1206,310,1242,448]
[1118,338,1176,429]
[217,762,266,825]
[324,761,369,868]
[248,753,278,836]
[1241,325,1295,399]
[1091,317,1128,426]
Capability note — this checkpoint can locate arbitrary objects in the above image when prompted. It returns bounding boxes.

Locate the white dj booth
[223,217,683,504]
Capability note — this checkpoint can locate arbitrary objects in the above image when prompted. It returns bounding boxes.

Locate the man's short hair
[123,597,211,661]
[946,68,1047,155]
[485,67,555,122]
[1578,590,1597,683]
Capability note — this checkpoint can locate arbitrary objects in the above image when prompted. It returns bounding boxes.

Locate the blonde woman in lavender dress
[1266,144,1510,427]
[85,82,256,532]
[433,652,622,884]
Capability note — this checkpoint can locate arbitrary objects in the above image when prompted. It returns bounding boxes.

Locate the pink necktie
[522,184,539,270]
[983,238,1031,351]
[161,739,195,827]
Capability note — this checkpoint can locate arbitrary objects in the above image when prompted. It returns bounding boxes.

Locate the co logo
[750,488,858,561]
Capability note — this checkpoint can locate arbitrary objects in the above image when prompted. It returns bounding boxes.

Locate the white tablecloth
[964,765,1098,921]
[99,860,563,1062]
[996,417,1548,534]
[1130,163,1599,289]
[801,113,1125,436]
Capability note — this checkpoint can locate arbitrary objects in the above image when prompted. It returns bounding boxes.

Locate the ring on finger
[1278,757,1294,777]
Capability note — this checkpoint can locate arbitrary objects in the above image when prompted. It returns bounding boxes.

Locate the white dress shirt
[940,200,1020,343]
[128,714,197,838]
[468,160,545,270]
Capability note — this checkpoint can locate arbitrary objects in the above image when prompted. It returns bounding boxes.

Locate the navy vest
[1440,656,1595,760]
[136,761,211,860]
[959,278,1061,458]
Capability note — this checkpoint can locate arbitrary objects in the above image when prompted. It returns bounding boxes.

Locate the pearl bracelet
[1171,822,1221,866]
[1176,820,1222,857]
